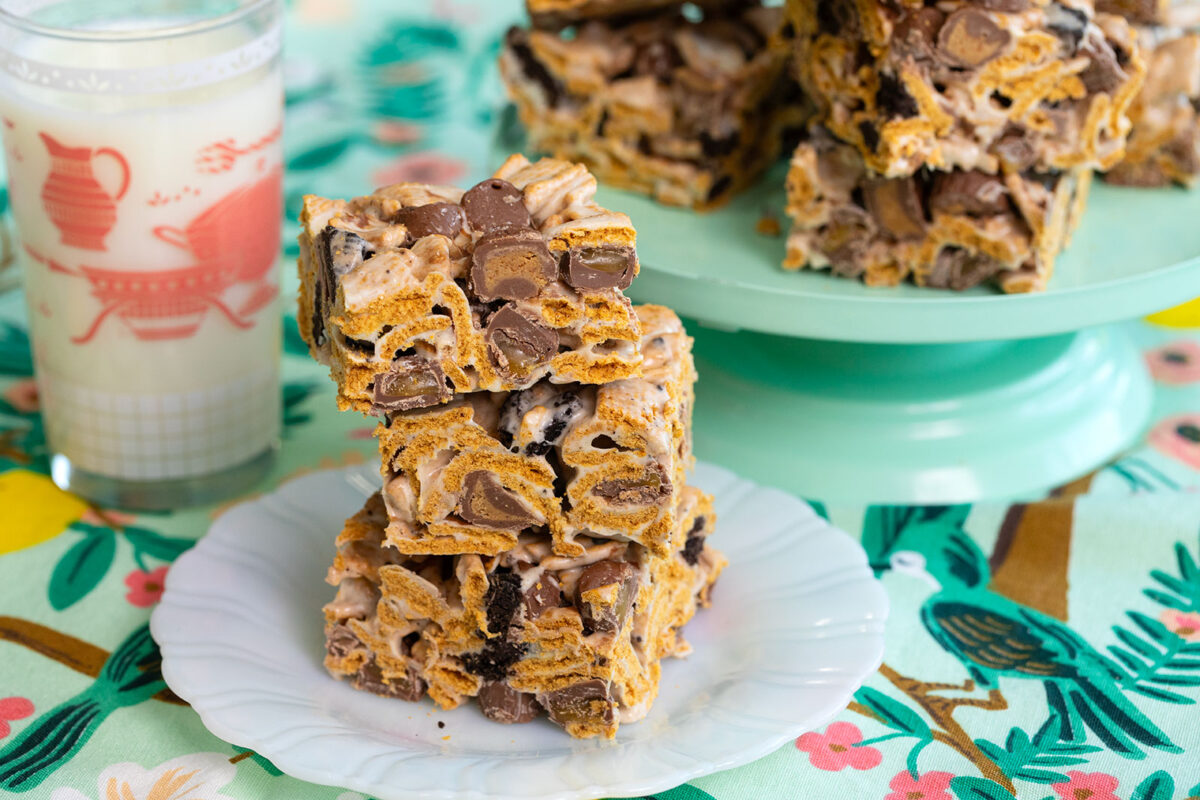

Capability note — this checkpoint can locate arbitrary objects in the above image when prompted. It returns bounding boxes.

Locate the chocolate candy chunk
[540,679,614,728]
[993,129,1037,170]
[484,569,525,634]
[863,177,927,239]
[593,463,671,506]
[928,247,1005,291]
[461,637,529,682]
[1046,3,1088,53]
[478,681,541,724]
[372,356,451,413]
[471,230,556,302]
[893,8,946,61]
[876,73,918,119]
[680,517,706,566]
[1095,0,1159,24]
[462,178,534,234]
[929,172,1010,217]
[353,659,426,702]
[459,471,539,531]
[523,570,564,619]
[505,27,564,107]
[563,245,637,291]
[1079,35,1126,93]
[575,560,639,635]
[485,305,557,377]
[393,202,464,240]
[937,9,1012,68]
[325,624,363,658]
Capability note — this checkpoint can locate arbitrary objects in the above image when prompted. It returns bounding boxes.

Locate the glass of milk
[0,0,283,508]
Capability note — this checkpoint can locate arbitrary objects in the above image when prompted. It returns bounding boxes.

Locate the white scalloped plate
[151,462,888,800]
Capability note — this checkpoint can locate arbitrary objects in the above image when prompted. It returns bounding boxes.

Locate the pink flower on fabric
[795,722,882,771]
[884,770,953,800]
[1149,415,1200,470]
[1160,609,1200,642]
[1146,341,1200,384]
[371,152,466,189]
[2,378,39,413]
[1051,771,1120,800]
[80,508,138,528]
[371,121,421,146]
[124,566,169,608]
[0,697,34,738]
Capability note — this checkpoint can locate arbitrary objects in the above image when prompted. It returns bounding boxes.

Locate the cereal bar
[376,305,694,558]
[526,0,734,30]
[500,2,804,209]
[323,486,724,739]
[784,125,1091,292]
[298,154,643,415]
[786,0,1146,177]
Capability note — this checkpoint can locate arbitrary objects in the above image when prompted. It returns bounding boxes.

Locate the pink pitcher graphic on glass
[39,132,130,251]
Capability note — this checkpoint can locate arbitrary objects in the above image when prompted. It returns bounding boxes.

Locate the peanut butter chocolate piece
[523,570,564,618]
[354,659,426,702]
[937,8,1013,68]
[462,178,534,234]
[927,247,1006,290]
[576,560,639,634]
[564,245,637,291]
[478,681,540,724]
[593,464,671,506]
[893,8,947,60]
[929,173,1011,216]
[485,306,557,378]
[459,471,539,531]
[1080,34,1128,93]
[372,356,451,413]
[863,177,927,239]
[471,230,556,302]
[540,679,615,727]
[392,202,465,240]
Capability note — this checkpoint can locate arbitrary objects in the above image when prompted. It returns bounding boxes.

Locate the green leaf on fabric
[806,500,829,521]
[1131,684,1192,704]
[1132,771,1175,800]
[283,314,310,357]
[1114,626,1162,660]
[234,747,284,777]
[288,137,355,171]
[905,738,931,779]
[122,526,193,562]
[48,529,117,610]
[1128,610,1173,643]
[950,777,1015,800]
[0,321,33,377]
[1145,588,1191,611]
[1014,769,1070,784]
[854,687,931,737]
[637,785,717,800]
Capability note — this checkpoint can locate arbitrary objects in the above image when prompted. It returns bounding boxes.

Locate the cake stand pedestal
[612,170,1200,504]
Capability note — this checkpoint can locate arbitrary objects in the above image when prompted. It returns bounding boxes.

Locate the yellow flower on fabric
[0,470,88,555]
[49,753,236,800]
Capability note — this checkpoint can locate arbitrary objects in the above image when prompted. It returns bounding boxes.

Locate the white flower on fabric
[49,752,236,800]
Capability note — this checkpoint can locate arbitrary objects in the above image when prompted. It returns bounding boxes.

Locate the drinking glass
[0,0,283,508]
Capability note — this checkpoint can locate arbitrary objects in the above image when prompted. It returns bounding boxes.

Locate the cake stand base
[689,322,1151,504]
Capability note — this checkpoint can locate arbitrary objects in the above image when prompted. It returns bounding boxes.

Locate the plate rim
[152,461,888,800]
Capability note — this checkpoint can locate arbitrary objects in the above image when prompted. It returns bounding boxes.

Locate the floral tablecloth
[2,1,1200,799]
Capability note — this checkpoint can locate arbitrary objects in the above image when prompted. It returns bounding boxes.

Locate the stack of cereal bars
[297,154,725,739]
[782,0,1149,292]
[500,0,806,209]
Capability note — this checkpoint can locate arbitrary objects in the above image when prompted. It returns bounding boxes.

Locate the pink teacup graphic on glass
[152,167,282,284]
[39,132,130,252]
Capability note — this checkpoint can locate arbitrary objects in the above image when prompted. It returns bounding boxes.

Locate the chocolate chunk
[823,206,874,278]
[562,245,637,291]
[372,356,451,413]
[353,659,426,702]
[505,27,564,107]
[928,247,1005,291]
[470,230,556,302]
[635,38,682,80]
[979,0,1030,10]
[893,8,946,60]
[876,73,918,119]
[393,202,464,240]
[858,121,880,152]
[593,463,671,506]
[929,172,1010,217]
[863,178,927,239]
[540,679,614,728]
[993,129,1037,170]
[1095,0,1159,24]
[461,637,529,682]
[484,569,524,634]
[325,624,362,659]
[680,517,706,566]
[1046,3,1088,53]
[523,571,564,619]
[575,560,639,635]
[699,130,739,159]
[462,178,534,234]
[478,681,541,724]
[485,305,557,377]
[459,471,539,531]
[1079,35,1126,93]
[937,9,1012,68]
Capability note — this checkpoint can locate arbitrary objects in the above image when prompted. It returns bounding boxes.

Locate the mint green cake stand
[606,169,1200,504]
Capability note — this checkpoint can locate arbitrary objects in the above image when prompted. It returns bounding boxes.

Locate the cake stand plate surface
[617,166,1200,344]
